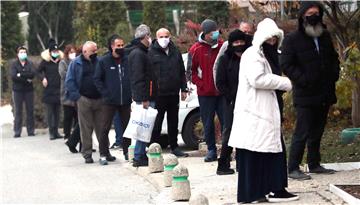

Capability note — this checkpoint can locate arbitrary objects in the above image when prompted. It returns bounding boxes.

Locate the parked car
[157,54,204,149]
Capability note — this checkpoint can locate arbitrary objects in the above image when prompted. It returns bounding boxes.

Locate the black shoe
[85,157,94,164]
[267,190,299,202]
[171,147,189,157]
[110,143,122,149]
[28,133,35,137]
[65,141,78,153]
[106,155,116,162]
[309,165,335,174]
[289,169,311,180]
[14,134,21,138]
[133,158,148,167]
[50,135,62,140]
[92,149,96,152]
[124,153,129,161]
[216,168,235,175]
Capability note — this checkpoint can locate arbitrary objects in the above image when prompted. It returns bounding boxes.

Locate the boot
[216,157,235,175]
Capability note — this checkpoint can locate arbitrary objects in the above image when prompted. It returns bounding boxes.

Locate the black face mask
[89,53,97,62]
[233,45,248,53]
[115,48,124,56]
[305,14,322,26]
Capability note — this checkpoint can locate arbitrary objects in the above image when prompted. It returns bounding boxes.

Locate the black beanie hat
[228,29,247,45]
[48,38,58,52]
[201,19,217,35]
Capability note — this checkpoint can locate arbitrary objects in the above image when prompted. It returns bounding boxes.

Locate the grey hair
[134,24,151,39]
[82,41,97,52]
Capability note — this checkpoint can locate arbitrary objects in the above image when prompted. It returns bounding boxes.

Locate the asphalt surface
[0,124,158,204]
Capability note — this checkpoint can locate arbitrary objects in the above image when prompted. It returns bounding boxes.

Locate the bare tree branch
[36,33,46,50]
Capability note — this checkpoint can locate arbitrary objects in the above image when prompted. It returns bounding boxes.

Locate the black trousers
[100,104,131,156]
[63,105,77,138]
[13,91,34,136]
[288,105,330,172]
[45,103,60,137]
[67,122,81,148]
[152,95,180,150]
[218,98,234,169]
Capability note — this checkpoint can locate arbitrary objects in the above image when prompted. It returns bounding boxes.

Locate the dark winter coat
[128,40,157,102]
[148,40,187,97]
[10,59,36,92]
[59,59,75,106]
[94,52,132,105]
[38,49,64,104]
[280,2,340,107]
[65,54,100,102]
[215,53,240,103]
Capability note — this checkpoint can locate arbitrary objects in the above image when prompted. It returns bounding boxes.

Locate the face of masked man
[303,6,324,38]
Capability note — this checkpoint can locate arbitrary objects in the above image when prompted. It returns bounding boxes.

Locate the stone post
[148,143,164,173]
[128,145,135,162]
[171,164,191,201]
[163,154,179,187]
[189,194,209,205]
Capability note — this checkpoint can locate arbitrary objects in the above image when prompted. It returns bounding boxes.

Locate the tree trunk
[352,78,360,127]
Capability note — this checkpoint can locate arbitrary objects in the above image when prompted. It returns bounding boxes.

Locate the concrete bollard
[148,143,164,173]
[128,145,135,162]
[171,164,191,201]
[189,194,209,205]
[163,154,179,187]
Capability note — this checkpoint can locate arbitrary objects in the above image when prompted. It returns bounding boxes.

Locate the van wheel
[182,111,204,149]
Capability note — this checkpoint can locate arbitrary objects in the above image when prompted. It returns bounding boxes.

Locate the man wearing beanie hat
[215,29,251,175]
[38,38,64,140]
[189,19,224,162]
[280,1,340,180]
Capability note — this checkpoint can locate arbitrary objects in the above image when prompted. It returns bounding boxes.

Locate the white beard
[304,23,324,37]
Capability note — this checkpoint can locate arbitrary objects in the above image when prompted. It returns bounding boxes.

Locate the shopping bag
[134,106,158,143]
[123,104,143,139]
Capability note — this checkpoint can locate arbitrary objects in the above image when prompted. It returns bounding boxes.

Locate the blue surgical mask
[18,53,27,61]
[211,31,220,41]
[51,52,60,58]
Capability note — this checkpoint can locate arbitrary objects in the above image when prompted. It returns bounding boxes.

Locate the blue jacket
[93,52,132,105]
[65,55,99,102]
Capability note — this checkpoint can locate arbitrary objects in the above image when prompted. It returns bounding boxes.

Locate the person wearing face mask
[215,29,251,175]
[213,21,255,87]
[280,1,340,180]
[128,24,157,167]
[148,28,189,157]
[65,41,103,164]
[38,39,64,140]
[10,46,36,138]
[93,34,132,165]
[189,19,225,162]
[228,18,298,203]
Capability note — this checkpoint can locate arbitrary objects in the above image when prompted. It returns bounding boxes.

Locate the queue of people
[10,1,340,203]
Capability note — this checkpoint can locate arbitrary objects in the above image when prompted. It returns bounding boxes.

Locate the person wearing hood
[10,46,36,138]
[128,24,156,167]
[148,28,189,157]
[93,34,132,165]
[38,39,64,140]
[215,29,251,175]
[65,41,103,164]
[189,19,225,162]
[280,1,339,180]
[228,18,298,203]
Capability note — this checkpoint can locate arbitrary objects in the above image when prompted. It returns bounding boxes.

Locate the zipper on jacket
[150,81,153,97]
[118,64,123,104]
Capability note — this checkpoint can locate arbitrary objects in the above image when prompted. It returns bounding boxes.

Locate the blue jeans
[198,96,225,152]
[113,111,123,145]
[134,101,156,161]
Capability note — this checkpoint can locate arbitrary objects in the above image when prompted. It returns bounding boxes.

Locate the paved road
[0,125,158,204]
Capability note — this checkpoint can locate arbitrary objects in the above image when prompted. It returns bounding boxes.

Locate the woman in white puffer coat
[228,18,299,203]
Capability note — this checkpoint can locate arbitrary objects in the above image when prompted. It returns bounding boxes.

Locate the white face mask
[69,53,76,60]
[157,37,170,48]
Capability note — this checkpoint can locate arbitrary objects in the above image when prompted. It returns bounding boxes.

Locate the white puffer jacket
[228,18,292,153]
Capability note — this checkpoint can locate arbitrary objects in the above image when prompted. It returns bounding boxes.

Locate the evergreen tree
[73,1,130,49]
[196,1,230,26]
[143,1,166,32]
[1,1,24,59]
[27,1,74,54]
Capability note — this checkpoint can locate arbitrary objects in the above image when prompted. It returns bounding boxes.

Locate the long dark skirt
[236,138,288,203]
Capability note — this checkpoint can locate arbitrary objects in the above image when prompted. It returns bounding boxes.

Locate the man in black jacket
[10,46,36,138]
[215,29,250,175]
[149,28,189,157]
[280,1,340,180]
[94,34,132,165]
[128,24,156,167]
